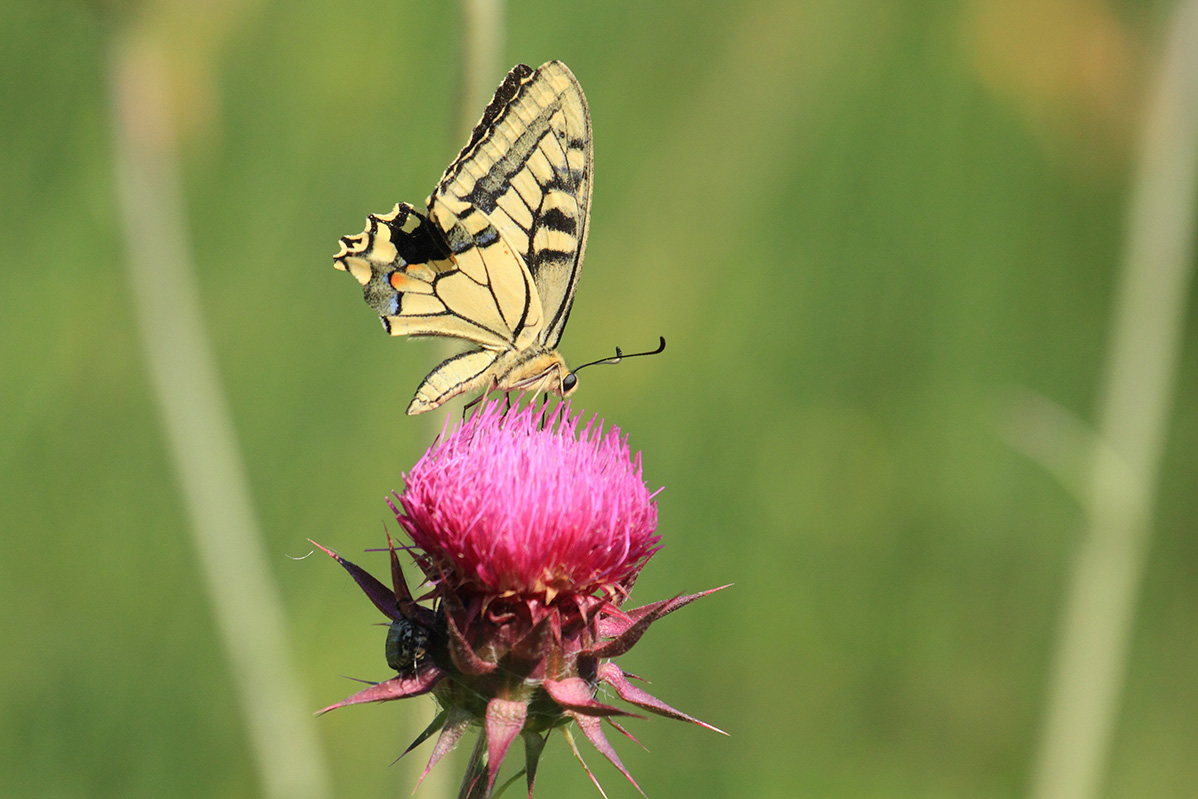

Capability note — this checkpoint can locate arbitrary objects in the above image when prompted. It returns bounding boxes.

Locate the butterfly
[334,61,594,415]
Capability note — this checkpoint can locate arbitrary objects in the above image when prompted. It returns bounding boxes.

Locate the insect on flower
[315,400,727,798]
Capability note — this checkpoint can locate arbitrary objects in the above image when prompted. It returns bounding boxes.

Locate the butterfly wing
[428,60,592,350]
[410,348,502,414]
[334,61,592,413]
[334,202,518,351]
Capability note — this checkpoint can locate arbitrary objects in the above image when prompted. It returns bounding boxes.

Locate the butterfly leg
[462,376,504,421]
[538,391,555,430]
[461,394,480,420]
[462,390,488,420]
[524,372,555,420]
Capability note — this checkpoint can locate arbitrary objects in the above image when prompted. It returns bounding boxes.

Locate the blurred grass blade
[1029,3,1198,799]
[107,26,331,799]
[458,0,506,140]
[421,0,509,436]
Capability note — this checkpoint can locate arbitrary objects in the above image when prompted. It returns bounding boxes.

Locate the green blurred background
[3,0,1196,797]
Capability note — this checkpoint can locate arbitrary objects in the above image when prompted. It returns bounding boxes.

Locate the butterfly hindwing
[411,349,502,413]
[334,202,514,349]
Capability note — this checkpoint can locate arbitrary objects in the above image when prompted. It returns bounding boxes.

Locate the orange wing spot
[390,270,434,295]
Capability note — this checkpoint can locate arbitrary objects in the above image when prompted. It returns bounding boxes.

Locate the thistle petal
[485,698,528,791]
[649,584,731,617]
[598,663,726,734]
[417,706,473,788]
[543,677,638,718]
[310,540,402,621]
[522,730,548,799]
[588,608,659,659]
[593,585,731,648]
[604,718,646,750]
[568,711,644,796]
[444,600,498,676]
[391,709,449,765]
[316,668,444,714]
[563,726,608,799]
[508,612,556,677]
[383,532,436,626]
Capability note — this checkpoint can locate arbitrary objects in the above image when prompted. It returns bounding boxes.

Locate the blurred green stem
[1029,3,1198,799]
[107,25,331,799]
[457,0,506,141]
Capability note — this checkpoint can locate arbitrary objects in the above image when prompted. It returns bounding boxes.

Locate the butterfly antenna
[568,336,666,379]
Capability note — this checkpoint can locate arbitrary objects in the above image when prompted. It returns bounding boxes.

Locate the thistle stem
[457,731,491,799]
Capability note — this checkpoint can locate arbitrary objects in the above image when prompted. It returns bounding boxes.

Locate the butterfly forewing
[430,60,592,350]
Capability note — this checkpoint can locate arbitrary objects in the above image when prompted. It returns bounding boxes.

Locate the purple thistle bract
[315,400,726,798]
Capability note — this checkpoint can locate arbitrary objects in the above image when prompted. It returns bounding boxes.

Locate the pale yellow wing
[334,202,514,350]
[333,61,593,414]
[409,349,503,414]
[429,60,592,350]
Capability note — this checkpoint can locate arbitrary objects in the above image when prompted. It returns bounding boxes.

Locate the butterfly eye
[562,372,578,392]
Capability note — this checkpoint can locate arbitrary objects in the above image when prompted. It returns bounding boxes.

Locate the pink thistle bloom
[316,400,726,798]
[399,399,661,600]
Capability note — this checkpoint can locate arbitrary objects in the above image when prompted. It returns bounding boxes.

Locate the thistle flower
[316,400,726,798]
